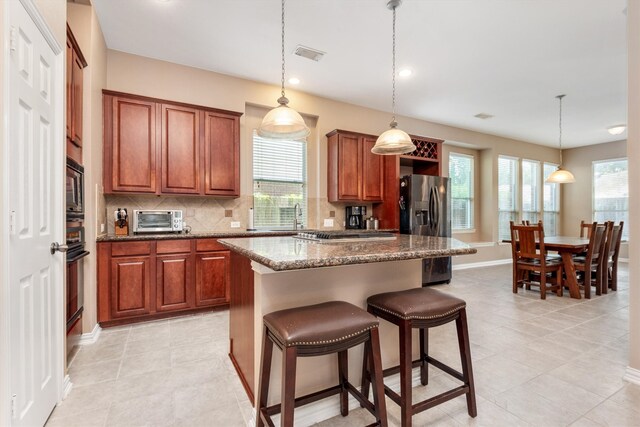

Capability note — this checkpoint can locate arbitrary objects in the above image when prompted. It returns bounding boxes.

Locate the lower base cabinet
[98,238,230,325]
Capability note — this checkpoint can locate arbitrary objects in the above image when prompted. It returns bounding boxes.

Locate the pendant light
[371,0,416,155]
[546,94,575,184]
[257,0,310,140]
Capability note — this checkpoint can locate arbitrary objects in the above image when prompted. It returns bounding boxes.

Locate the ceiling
[92,0,628,148]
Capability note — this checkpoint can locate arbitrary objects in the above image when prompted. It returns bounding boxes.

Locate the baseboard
[624,366,640,385]
[262,371,424,426]
[453,258,512,271]
[78,323,101,345]
[62,375,73,400]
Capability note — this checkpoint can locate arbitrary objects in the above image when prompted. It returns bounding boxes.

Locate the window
[253,131,307,229]
[593,159,628,238]
[521,159,540,225]
[498,156,518,241]
[543,163,560,236]
[449,153,474,230]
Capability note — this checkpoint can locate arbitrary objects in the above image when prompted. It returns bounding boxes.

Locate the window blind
[543,163,559,236]
[449,153,474,230]
[253,131,307,229]
[521,159,540,225]
[593,159,628,238]
[498,156,518,241]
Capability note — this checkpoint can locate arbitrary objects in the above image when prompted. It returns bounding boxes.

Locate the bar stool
[256,301,388,427]
[361,288,477,427]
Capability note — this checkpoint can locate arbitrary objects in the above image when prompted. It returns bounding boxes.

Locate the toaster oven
[132,210,183,233]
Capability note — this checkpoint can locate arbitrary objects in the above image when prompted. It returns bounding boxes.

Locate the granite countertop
[95,229,398,242]
[218,235,476,271]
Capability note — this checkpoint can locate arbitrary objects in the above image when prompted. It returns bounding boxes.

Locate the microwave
[66,158,84,219]
[132,210,183,233]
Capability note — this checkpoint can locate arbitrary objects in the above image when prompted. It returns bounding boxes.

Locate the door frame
[1,0,66,425]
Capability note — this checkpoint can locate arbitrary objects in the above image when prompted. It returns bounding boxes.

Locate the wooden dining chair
[579,220,592,238]
[573,222,608,298]
[509,221,563,300]
[603,221,624,292]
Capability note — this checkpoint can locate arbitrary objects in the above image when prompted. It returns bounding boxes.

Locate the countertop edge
[218,239,477,272]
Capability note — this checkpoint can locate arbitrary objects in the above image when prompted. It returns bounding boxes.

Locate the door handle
[50,242,69,255]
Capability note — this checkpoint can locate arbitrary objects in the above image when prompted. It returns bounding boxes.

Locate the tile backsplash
[105,195,371,234]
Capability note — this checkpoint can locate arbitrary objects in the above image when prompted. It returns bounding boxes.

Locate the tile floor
[47,264,639,427]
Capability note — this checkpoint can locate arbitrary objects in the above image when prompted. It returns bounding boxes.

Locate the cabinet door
[195,251,230,306]
[111,256,152,318]
[111,97,158,193]
[338,134,362,200]
[161,104,200,194]
[66,38,72,141]
[361,136,384,201]
[203,111,239,196]
[71,52,84,147]
[156,253,193,312]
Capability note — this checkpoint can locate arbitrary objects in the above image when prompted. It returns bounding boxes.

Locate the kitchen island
[218,234,476,426]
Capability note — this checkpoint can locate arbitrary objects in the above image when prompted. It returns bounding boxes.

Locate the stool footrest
[426,355,465,382]
[412,385,469,414]
[264,384,342,416]
[382,359,423,378]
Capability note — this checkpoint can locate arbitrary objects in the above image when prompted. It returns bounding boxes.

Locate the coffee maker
[345,206,366,229]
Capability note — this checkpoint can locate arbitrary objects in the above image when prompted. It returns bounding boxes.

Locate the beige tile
[106,391,174,427]
[608,383,640,412]
[547,355,627,398]
[119,348,171,378]
[112,368,175,403]
[45,408,109,427]
[68,358,121,387]
[170,342,218,367]
[48,381,116,419]
[520,374,605,415]
[128,321,170,342]
[583,399,640,426]
[124,333,171,356]
[495,385,582,426]
[71,341,125,367]
[173,382,238,420]
[568,416,605,427]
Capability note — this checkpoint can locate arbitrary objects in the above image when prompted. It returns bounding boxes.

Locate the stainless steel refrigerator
[399,174,452,285]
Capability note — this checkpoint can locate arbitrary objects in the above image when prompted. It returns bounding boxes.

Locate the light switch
[323,219,334,227]
[100,223,105,233]
[230,221,241,228]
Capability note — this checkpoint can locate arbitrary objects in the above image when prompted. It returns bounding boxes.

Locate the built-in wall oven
[66,157,87,332]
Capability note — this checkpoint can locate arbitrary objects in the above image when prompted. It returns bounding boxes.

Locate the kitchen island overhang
[219,234,476,426]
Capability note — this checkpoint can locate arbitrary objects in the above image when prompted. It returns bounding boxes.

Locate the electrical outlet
[100,223,105,233]
[230,221,241,228]
[323,219,334,227]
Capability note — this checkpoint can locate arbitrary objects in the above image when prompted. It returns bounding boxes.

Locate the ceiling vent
[294,45,326,62]
[474,113,494,120]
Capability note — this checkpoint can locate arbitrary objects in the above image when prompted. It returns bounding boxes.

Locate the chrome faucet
[293,203,303,230]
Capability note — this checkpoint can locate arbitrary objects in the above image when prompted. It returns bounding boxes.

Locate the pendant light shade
[372,122,415,155]
[545,94,575,184]
[258,97,310,140]
[257,0,310,140]
[371,0,416,156]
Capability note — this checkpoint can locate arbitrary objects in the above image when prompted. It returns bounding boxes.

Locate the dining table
[503,236,590,299]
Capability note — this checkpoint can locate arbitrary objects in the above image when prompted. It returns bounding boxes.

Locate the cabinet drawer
[196,239,226,252]
[111,241,152,257]
[157,239,192,254]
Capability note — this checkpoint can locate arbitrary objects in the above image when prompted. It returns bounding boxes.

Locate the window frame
[521,158,541,225]
[592,157,628,238]
[498,155,520,241]
[448,152,475,232]
[542,162,560,236]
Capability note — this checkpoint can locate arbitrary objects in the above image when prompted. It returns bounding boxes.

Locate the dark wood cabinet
[161,104,200,194]
[66,26,86,165]
[106,96,158,193]
[195,251,230,307]
[110,256,152,319]
[156,254,193,312]
[97,238,230,326]
[327,130,383,203]
[103,90,242,197]
[203,111,240,196]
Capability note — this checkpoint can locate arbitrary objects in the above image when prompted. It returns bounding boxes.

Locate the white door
[7,0,64,425]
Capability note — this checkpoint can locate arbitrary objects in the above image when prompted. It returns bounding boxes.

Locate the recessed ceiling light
[398,69,412,77]
[607,124,626,135]
[474,113,494,120]
[288,77,300,85]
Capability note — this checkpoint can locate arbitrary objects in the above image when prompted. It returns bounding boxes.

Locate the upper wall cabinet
[327,130,384,203]
[103,91,242,197]
[66,25,87,165]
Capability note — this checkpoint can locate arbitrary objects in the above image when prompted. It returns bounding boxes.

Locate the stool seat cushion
[367,288,466,321]
[263,301,378,348]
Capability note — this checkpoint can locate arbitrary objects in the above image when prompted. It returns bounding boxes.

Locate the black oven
[66,157,84,220]
[66,225,88,332]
